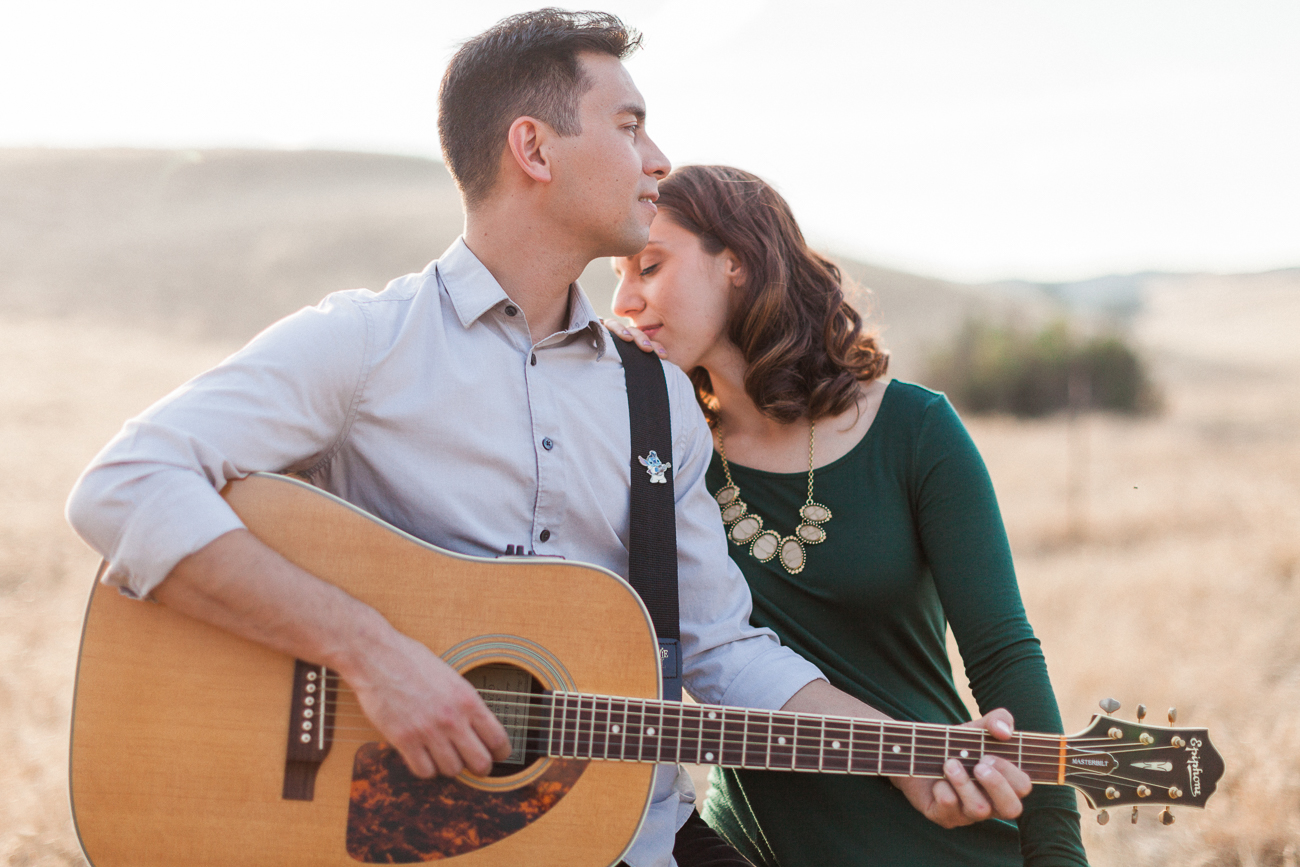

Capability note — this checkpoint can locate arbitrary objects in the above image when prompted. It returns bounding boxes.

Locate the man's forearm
[150,528,511,777]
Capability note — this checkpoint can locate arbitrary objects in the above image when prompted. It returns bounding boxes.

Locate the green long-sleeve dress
[701,381,1088,867]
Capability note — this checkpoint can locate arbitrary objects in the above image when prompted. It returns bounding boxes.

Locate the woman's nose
[612,279,643,318]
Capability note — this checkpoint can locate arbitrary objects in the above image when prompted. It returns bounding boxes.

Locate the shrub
[925,319,1159,417]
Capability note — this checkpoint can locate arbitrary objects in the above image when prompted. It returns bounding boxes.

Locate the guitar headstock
[1063,704,1223,815]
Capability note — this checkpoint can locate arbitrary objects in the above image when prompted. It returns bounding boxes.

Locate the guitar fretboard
[538,692,1065,783]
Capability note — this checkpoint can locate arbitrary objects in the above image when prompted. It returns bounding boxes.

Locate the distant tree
[925,319,1160,417]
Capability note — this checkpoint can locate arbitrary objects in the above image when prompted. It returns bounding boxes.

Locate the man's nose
[642,133,670,179]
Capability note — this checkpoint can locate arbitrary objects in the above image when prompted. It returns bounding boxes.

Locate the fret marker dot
[960,749,969,759]
[646,727,656,737]
[612,725,620,734]
[708,711,717,720]
[893,745,901,753]
[777,736,787,745]
[705,752,714,762]
[832,740,841,749]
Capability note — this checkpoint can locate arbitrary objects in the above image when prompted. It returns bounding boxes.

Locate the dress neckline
[715,379,899,479]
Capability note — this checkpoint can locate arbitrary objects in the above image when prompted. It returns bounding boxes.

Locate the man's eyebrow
[616,103,646,123]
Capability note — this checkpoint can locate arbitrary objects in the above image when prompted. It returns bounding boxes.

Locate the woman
[609,166,1087,866]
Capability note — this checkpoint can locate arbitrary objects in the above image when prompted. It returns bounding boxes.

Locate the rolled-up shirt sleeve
[66,293,370,598]
[664,368,827,711]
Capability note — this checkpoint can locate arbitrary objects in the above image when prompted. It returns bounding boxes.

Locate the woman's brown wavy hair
[655,165,889,425]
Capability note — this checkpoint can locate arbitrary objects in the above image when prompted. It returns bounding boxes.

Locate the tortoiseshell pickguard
[346,742,587,863]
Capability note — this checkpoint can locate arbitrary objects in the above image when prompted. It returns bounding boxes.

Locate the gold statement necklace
[714,422,831,575]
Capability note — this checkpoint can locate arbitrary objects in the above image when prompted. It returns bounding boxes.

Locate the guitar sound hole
[464,663,548,777]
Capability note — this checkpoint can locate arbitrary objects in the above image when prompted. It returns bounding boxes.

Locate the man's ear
[506,116,552,184]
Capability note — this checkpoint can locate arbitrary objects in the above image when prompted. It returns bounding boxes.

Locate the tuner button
[1097,809,1110,825]
[1108,727,1123,740]
[1131,806,1140,824]
[1168,786,1182,799]
[1136,703,1147,722]
[1160,808,1175,826]
[1100,698,1121,714]
[1171,736,1186,749]
[1168,707,1178,725]
[1105,787,1120,800]
[1137,785,1151,798]
[1140,732,1155,745]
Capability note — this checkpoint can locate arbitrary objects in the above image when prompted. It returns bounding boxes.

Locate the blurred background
[2,2,1297,865]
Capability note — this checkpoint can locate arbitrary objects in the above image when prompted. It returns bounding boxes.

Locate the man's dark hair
[438,8,642,207]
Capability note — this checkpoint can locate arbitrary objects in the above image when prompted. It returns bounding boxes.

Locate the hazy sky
[3,0,1297,282]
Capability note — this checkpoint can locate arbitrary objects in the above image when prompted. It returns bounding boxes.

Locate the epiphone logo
[1187,737,1203,797]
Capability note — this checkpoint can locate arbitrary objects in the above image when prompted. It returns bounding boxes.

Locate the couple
[67,9,1085,867]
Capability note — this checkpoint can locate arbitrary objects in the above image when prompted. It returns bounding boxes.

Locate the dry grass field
[2,150,1297,866]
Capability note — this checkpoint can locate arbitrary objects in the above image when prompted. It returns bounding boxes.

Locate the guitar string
[314,685,1180,755]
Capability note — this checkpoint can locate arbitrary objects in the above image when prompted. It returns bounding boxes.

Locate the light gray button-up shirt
[67,237,824,867]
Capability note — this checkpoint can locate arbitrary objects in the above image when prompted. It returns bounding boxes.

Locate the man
[67,10,1028,866]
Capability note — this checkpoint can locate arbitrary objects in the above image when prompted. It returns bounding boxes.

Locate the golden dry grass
[1,153,1296,864]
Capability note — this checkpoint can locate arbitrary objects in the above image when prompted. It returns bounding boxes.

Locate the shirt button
[542,437,554,450]
[504,304,518,317]
[539,529,551,542]
[531,353,537,366]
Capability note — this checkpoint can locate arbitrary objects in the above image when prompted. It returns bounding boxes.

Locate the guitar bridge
[282,660,336,800]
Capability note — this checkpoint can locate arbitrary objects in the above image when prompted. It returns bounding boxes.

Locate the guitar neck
[534,691,1065,784]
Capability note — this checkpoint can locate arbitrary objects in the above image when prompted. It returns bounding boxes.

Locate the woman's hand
[890,708,1033,828]
[603,318,666,358]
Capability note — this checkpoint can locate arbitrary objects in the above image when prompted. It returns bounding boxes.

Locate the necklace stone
[714,421,831,575]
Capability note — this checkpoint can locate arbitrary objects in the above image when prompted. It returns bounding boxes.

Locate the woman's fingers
[601,318,665,357]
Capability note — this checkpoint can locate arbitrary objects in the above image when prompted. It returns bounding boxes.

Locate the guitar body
[70,473,661,867]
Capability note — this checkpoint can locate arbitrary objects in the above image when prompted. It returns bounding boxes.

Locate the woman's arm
[911,393,1089,866]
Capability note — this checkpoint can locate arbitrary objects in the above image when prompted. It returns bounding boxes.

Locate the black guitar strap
[611,332,683,701]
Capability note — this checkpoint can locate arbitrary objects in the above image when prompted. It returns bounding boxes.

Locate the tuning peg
[1168,707,1177,725]
[1096,809,1109,825]
[1099,697,1121,714]
[1160,808,1175,826]
[1131,806,1140,824]
[1136,704,1147,722]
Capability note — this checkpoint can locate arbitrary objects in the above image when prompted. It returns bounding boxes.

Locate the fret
[678,704,702,764]
[879,722,913,775]
[740,709,750,768]
[640,701,664,762]
[908,723,916,776]
[720,707,746,766]
[591,696,611,759]
[822,718,852,773]
[700,707,723,764]
[913,724,948,777]
[656,702,683,764]
[625,699,646,760]
[947,727,985,776]
[616,697,629,761]
[875,719,885,775]
[546,693,559,758]
[577,695,595,759]
[985,733,1020,765]
[769,713,795,769]
[793,716,820,771]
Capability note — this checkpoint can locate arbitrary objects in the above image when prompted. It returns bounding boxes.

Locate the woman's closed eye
[639,263,660,277]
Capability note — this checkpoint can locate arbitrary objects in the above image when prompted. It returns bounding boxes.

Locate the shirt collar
[435,236,609,354]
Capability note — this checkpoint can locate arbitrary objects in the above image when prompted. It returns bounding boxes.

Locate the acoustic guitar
[69,473,1223,867]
